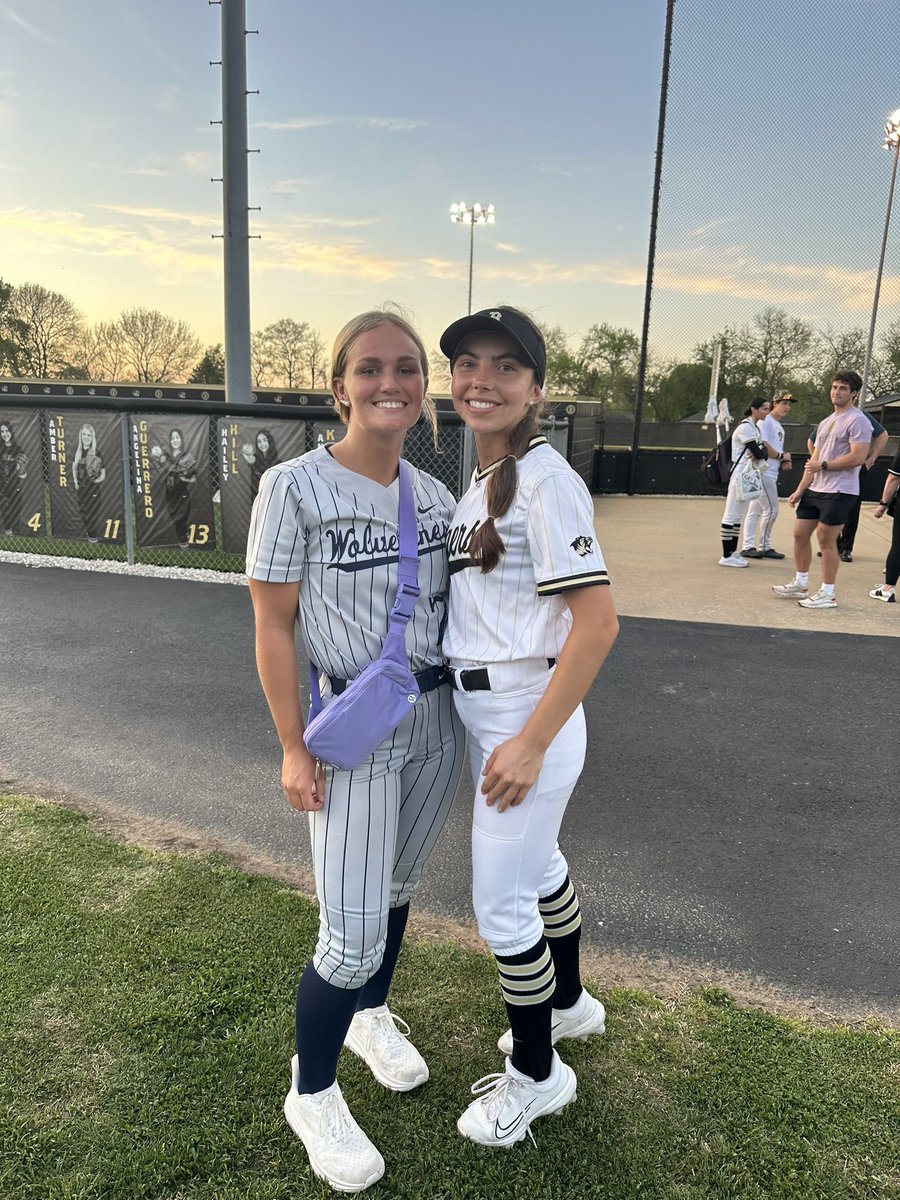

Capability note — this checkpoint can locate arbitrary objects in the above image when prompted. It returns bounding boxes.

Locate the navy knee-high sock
[295,961,362,1095]
[355,901,410,1012]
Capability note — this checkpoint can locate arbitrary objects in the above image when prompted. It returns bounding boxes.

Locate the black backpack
[700,436,733,491]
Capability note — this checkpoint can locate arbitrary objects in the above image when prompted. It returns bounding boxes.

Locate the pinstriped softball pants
[309,683,464,989]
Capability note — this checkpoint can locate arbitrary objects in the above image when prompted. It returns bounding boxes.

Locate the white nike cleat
[457,1051,577,1148]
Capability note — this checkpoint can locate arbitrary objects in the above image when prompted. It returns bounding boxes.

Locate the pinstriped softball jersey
[444,438,609,665]
[246,445,454,678]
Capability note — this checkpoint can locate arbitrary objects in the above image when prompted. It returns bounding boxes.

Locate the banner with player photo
[217,417,306,554]
[131,414,215,549]
[0,409,45,538]
[47,411,125,543]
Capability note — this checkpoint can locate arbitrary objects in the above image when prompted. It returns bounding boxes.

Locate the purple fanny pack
[303,461,421,770]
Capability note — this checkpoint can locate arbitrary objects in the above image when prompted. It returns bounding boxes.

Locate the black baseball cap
[440,307,546,387]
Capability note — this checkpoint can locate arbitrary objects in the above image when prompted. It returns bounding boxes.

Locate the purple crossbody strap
[308,460,420,714]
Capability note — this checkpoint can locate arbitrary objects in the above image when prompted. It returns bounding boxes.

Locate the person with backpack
[718,397,771,567]
[741,393,794,559]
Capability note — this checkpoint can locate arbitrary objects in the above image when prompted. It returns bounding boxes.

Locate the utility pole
[217,0,253,402]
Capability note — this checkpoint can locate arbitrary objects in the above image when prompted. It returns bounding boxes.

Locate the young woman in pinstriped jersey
[247,309,463,1193]
[440,307,619,1147]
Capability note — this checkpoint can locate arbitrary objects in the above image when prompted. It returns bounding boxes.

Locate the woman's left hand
[481,735,545,813]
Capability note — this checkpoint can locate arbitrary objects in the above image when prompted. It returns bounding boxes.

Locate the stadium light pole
[450,202,495,314]
[859,108,900,406]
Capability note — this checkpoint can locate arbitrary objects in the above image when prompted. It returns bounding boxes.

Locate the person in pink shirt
[772,371,872,609]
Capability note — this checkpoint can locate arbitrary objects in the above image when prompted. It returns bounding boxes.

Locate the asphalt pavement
[2,503,897,1024]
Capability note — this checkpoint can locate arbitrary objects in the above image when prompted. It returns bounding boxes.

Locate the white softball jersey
[758,413,785,479]
[444,437,609,665]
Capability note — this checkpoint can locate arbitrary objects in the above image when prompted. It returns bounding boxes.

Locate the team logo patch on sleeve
[570,535,593,556]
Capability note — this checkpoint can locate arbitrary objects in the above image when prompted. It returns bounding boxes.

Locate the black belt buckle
[452,659,555,693]
[457,667,491,692]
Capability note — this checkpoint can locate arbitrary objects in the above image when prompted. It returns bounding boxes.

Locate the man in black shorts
[806,407,888,562]
[772,371,872,609]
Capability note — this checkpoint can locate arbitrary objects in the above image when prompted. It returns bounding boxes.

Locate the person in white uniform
[247,309,463,1193]
[741,393,794,558]
[718,397,770,567]
[440,306,619,1148]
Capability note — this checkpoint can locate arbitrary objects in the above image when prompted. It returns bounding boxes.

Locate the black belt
[449,659,557,692]
[329,665,448,696]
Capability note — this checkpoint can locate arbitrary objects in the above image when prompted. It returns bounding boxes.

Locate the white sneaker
[497,990,606,1056]
[344,1005,429,1091]
[772,580,809,598]
[798,589,837,609]
[870,586,896,603]
[718,555,749,567]
[283,1056,384,1193]
[457,1051,577,1147]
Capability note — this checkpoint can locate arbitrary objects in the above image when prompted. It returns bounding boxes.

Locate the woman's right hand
[281,744,327,812]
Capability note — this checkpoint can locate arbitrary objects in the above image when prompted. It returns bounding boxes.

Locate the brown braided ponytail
[469,399,546,573]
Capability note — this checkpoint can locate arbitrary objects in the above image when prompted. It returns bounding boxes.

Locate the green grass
[1,793,898,1200]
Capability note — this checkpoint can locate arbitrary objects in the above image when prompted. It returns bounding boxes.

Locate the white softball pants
[451,666,587,957]
[720,478,751,534]
[742,473,780,550]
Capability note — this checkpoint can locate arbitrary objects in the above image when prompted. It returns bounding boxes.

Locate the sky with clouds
[1,0,899,366]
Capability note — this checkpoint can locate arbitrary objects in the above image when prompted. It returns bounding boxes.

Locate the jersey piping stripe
[537,569,609,594]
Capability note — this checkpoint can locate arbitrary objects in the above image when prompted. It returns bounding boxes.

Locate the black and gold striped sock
[539,876,583,1011]
[495,938,555,1081]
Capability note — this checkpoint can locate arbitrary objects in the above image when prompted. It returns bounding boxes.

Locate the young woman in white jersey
[717,396,771,567]
[247,310,463,1193]
[440,306,619,1147]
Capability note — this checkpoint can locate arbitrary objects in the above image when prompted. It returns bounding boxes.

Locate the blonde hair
[464,307,547,574]
[330,306,437,441]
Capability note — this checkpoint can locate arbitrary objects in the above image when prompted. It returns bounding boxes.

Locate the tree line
[2,275,899,421]
[530,307,900,424]
[0,278,329,390]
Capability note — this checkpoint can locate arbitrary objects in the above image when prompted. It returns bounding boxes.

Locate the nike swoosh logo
[417,503,438,514]
[495,1099,536,1137]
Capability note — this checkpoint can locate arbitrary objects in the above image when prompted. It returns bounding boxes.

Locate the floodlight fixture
[450,201,497,312]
